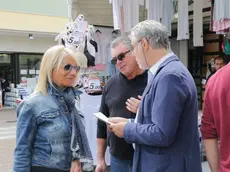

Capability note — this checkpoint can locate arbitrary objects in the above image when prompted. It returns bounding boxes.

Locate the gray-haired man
[109,20,202,172]
[96,36,148,172]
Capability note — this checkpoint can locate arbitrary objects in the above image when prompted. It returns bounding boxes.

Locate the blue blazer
[124,55,202,172]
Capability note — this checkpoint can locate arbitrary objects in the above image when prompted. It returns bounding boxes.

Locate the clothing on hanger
[90,40,98,52]
[193,0,203,46]
[94,32,109,65]
[177,0,189,40]
[161,0,174,36]
[146,0,163,22]
[109,0,144,32]
[213,0,230,21]
[110,0,122,30]
[84,37,95,67]
[146,0,173,36]
[223,37,230,55]
[210,0,230,33]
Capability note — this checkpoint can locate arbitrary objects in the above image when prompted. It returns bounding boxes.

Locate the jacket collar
[156,54,179,74]
[142,54,179,97]
[47,83,82,97]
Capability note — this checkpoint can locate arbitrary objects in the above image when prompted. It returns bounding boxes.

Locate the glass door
[19,54,43,81]
[0,54,14,84]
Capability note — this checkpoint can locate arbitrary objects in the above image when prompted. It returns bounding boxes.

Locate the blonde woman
[13,45,93,172]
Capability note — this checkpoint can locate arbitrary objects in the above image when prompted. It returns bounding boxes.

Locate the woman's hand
[70,160,82,172]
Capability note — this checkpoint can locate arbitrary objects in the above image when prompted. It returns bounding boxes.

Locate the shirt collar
[149,52,174,76]
[147,52,174,83]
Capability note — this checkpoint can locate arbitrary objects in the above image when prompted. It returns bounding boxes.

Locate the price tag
[67,32,84,47]
[88,79,101,91]
[74,21,88,32]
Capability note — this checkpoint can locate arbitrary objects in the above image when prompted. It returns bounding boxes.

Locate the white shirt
[132,52,174,148]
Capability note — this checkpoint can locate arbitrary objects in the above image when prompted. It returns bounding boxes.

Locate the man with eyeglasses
[109,20,202,172]
[96,36,148,172]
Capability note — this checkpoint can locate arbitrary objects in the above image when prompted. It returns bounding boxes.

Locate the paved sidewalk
[0,139,15,171]
[0,109,17,127]
[0,109,16,172]
[0,109,211,172]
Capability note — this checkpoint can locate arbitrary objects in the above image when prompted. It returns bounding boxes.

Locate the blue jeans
[110,154,132,172]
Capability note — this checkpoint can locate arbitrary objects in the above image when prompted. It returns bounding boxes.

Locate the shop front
[0,31,57,109]
[0,52,43,109]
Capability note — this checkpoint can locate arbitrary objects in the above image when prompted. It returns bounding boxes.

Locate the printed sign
[20,70,27,75]
[29,70,35,75]
[88,79,101,91]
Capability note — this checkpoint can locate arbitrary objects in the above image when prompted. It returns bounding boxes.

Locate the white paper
[201,79,207,85]
[29,70,35,75]
[20,70,27,75]
[93,112,112,125]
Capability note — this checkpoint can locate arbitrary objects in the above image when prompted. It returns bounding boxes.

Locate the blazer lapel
[137,54,180,123]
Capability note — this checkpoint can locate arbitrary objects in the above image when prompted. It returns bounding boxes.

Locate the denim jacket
[13,85,83,172]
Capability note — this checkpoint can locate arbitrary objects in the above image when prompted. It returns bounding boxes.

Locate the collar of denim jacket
[47,83,83,98]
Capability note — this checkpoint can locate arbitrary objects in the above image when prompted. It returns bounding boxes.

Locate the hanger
[61,39,66,46]
[96,29,101,33]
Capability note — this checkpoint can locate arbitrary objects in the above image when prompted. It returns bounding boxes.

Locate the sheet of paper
[93,112,112,125]
[20,70,27,75]
[29,70,35,75]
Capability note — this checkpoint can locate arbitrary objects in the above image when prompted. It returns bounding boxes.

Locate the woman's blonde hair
[34,45,87,95]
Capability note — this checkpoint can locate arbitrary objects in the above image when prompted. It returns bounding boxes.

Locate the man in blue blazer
[109,20,202,172]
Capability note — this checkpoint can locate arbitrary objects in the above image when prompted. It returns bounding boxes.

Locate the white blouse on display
[193,0,203,46]
[109,0,144,32]
[94,32,109,65]
[177,0,189,40]
[214,0,230,21]
[145,0,173,36]
[109,0,123,30]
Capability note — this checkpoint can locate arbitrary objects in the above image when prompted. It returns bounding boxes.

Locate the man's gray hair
[111,36,133,50]
[131,20,170,49]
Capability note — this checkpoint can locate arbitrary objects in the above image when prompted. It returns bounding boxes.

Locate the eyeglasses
[111,50,131,64]
[62,64,81,73]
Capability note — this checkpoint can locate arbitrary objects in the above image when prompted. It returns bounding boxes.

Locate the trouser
[2,91,4,106]
[110,154,133,172]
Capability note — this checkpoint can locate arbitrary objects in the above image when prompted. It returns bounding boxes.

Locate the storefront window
[0,54,11,64]
[0,54,13,83]
[19,54,42,80]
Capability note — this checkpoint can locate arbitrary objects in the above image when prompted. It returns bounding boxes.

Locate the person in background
[0,73,10,106]
[214,56,225,71]
[109,20,202,172]
[201,62,230,172]
[96,36,148,172]
[206,56,225,82]
[13,45,94,172]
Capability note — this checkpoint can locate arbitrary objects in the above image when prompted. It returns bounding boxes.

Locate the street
[0,109,211,172]
[0,109,16,172]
